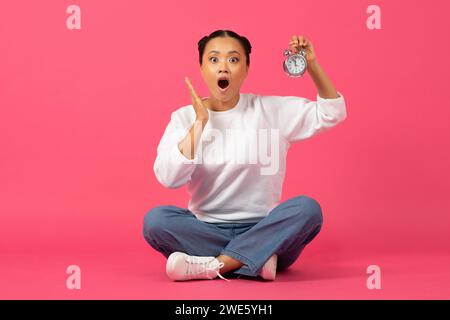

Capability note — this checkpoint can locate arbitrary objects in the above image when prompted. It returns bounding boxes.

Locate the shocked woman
[143,29,347,281]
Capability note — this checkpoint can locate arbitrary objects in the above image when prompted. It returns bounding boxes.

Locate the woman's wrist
[195,117,208,129]
[307,59,320,73]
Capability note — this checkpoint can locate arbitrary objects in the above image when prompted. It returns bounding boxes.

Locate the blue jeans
[143,195,323,277]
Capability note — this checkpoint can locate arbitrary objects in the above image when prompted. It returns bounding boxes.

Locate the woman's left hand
[289,35,316,65]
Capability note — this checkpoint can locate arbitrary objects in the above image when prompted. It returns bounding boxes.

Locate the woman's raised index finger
[184,77,198,97]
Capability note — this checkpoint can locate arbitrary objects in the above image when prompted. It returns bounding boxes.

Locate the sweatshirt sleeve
[262,92,347,143]
[153,111,199,189]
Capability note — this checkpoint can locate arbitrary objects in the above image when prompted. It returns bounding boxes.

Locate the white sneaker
[166,252,230,282]
[259,254,277,280]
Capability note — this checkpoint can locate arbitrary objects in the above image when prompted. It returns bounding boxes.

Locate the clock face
[285,55,306,75]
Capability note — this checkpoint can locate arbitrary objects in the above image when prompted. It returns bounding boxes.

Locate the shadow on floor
[224,262,365,283]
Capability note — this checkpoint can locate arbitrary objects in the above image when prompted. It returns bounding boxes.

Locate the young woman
[143,29,347,281]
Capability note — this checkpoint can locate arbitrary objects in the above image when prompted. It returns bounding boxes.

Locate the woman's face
[200,36,249,103]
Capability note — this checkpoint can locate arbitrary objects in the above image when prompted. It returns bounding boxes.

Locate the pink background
[1,0,449,299]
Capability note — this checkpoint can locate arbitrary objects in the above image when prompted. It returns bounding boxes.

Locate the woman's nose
[218,66,229,75]
[218,62,230,73]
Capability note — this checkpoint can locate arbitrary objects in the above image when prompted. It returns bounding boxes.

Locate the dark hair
[198,30,252,67]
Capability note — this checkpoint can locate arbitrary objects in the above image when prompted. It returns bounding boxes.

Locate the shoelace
[185,256,230,282]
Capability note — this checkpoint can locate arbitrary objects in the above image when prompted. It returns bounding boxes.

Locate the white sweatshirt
[154,92,347,223]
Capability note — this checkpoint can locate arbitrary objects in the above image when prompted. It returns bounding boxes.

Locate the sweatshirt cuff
[316,91,344,104]
[316,91,347,122]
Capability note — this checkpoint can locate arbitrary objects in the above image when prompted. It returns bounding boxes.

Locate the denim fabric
[143,195,323,277]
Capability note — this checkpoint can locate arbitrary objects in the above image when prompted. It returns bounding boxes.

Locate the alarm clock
[283,48,307,77]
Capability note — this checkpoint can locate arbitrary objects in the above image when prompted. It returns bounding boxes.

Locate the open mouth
[218,79,230,90]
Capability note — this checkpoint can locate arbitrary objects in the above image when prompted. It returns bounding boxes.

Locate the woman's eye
[209,57,239,63]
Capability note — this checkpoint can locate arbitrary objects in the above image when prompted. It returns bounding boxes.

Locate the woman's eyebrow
[208,50,241,55]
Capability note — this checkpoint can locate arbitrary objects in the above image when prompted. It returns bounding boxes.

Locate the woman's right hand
[185,77,209,123]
